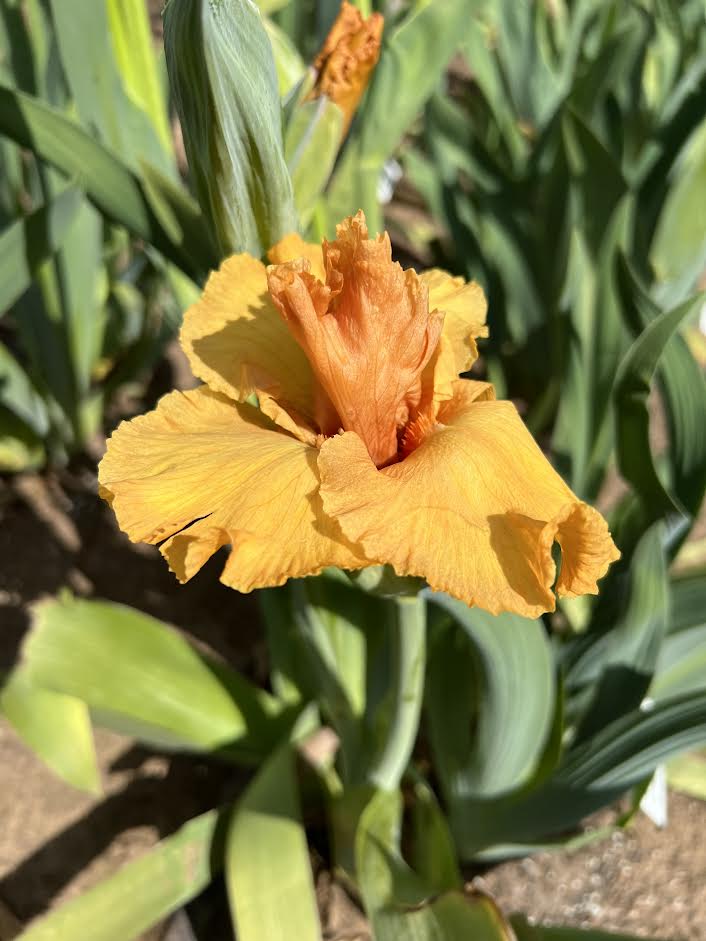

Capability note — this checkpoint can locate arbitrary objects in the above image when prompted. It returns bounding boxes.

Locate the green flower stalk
[164,0,297,259]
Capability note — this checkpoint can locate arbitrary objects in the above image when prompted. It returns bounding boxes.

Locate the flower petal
[318,385,619,617]
[99,387,368,591]
[268,234,325,281]
[267,212,444,466]
[180,253,317,425]
[422,268,488,376]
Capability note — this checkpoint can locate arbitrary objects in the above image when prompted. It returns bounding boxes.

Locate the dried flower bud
[307,1,384,137]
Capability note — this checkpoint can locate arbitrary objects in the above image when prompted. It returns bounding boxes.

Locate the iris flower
[99,212,619,618]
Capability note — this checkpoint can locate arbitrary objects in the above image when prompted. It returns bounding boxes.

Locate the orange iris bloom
[99,212,620,618]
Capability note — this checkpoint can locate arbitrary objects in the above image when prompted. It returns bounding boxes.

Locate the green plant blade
[285,97,343,225]
[356,789,515,941]
[617,257,706,526]
[0,183,82,314]
[22,595,288,761]
[49,0,171,175]
[0,341,48,436]
[426,595,555,798]
[107,0,173,156]
[613,289,705,520]
[226,740,320,941]
[0,667,100,794]
[0,83,213,277]
[569,523,668,739]
[17,809,226,941]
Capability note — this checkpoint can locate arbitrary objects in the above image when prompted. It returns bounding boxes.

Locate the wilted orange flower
[307,1,384,135]
[99,212,620,618]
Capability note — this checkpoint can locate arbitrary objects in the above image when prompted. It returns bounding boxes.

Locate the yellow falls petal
[318,383,619,617]
[180,253,317,428]
[98,387,368,592]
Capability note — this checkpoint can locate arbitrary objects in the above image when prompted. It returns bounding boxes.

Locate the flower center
[267,212,444,467]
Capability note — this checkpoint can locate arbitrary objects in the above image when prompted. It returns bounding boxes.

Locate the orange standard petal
[98,387,369,591]
[307,1,384,136]
[318,381,620,618]
[267,211,444,467]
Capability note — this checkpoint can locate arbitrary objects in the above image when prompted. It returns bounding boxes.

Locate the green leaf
[0,342,48,436]
[226,740,320,941]
[264,16,307,97]
[0,407,44,471]
[426,595,555,798]
[49,0,172,174]
[17,808,226,941]
[617,257,706,526]
[651,576,706,704]
[356,789,515,941]
[613,289,705,520]
[285,97,344,226]
[106,0,174,157]
[1,667,100,794]
[22,595,289,760]
[558,691,706,791]
[0,83,213,277]
[452,691,706,855]
[569,524,669,738]
[0,183,83,314]
[651,623,706,700]
[164,0,297,258]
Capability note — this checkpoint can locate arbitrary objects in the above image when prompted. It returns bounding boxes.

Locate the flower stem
[368,594,426,790]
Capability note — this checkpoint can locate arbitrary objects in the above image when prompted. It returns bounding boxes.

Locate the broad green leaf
[409,775,462,896]
[356,789,515,941]
[107,0,174,156]
[18,809,226,941]
[264,16,307,97]
[426,595,555,798]
[651,623,706,699]
[23,595,288,760]
[558,691,706,791]
[49,0,170,173]
[226,740,320,941]
[1,667,100,794]
[670,572,706,633]
[0,342,48,436]
[285,97,344,225]
[0,407,44,471]
[569,524,668,738]
[613,290,705,520]
[0,84,213,277]
[0,183,82,314]
[452,691,706,855]
[164,0,297,258]
[637,57,706,247]
[616,257,706,527]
